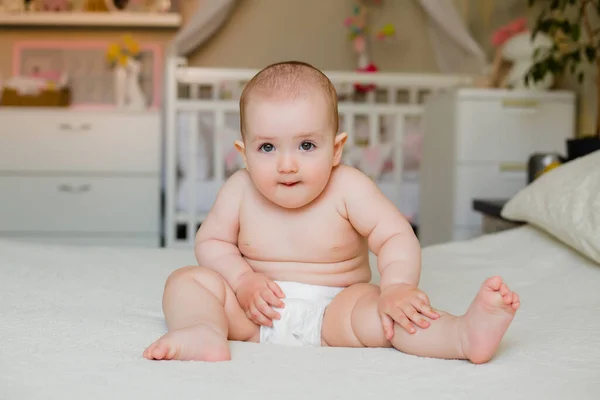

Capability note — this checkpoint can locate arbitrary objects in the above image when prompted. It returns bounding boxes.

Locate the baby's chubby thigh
[321,283,392,348]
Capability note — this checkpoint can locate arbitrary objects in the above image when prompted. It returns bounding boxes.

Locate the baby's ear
[234,139,249,169]
[333,132,348,166]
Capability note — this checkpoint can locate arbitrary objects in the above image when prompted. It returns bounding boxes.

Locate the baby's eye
[259,143,275,152]
[300,141,315,151]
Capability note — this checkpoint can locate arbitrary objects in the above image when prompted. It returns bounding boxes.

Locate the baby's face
[239,92,345,209]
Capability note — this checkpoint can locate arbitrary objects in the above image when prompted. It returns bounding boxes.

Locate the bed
[4,149,600,399]
[2,222,599,399]
[163,58,475,247]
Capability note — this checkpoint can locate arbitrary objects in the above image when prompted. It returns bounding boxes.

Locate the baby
[144,61,520,363]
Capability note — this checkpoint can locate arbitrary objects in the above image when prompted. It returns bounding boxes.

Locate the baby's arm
[194,170,253,292]
[194,170,285,326]
[341,168,421,290]
[341,167,438,336]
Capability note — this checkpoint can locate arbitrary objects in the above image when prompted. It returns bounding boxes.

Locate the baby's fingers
[389,308,416,334]
[380,313,395,340]
[266,280,285,299]
[411,298,440,320]
[403,304,430,329]
[256,296,281,321]
[262,288,285,309]
[247,304,272,327]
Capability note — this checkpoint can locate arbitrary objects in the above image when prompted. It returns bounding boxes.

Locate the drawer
[453,164,526,227]
[0,176,159,233]
[0,233,159,248]
[456,96,574,164]
[0,110,160,173]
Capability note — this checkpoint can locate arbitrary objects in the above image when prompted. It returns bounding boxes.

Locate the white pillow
[501,150,600,264]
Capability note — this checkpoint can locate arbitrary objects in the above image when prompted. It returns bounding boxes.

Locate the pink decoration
[353,36,366,53]
[364,146,380,164]
[30,69,61,82]
[40,0,69,11]
[225,149,239,170]
[491,17,528,47]
[355,62,378,92]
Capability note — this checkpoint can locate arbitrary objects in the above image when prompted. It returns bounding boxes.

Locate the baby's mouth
[280,181,300,187]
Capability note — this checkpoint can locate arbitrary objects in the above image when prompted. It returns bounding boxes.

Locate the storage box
[0,87,71,107]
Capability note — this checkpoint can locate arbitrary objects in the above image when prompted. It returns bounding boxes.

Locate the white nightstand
[418,88,575,246]
[0,108,161,247]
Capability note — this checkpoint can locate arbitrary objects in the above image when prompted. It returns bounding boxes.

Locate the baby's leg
[143,266,258,362]
[322,277,519,364]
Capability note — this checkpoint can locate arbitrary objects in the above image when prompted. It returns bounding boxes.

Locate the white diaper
[259,281,344,347]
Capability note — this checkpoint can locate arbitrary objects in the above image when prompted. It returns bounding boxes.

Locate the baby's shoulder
[215,168,252,200]
[223,168,252,189]
[330,164,375,189]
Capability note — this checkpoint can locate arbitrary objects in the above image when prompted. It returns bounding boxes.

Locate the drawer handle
[499,163,526,172]
[58,123,92,131]
[501,99,539,114]
[58,184,91,193]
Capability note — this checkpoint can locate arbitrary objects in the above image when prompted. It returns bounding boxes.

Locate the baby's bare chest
[238,197,364,263]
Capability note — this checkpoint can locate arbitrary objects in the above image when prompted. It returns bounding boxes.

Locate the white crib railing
[163,57,473,248]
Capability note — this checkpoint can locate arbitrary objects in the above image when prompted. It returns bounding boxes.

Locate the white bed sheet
[1,226,599,399]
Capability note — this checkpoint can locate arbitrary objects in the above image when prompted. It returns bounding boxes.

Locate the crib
[163,57,474,248]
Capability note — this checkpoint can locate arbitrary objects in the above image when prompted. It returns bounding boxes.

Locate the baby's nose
[277,154,298,173]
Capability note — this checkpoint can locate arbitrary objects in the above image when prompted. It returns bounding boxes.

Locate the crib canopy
[170,0,238,56]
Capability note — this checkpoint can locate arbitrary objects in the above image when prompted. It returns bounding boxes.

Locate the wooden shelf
[0,12,181,28]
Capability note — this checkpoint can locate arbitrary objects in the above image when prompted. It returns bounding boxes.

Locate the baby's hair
[239,61,339,138]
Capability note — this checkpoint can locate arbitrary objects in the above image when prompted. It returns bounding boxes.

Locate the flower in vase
[105,35,143,69]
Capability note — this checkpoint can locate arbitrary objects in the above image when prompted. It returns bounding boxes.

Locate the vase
[114,65,127,109]
[125,58,147,111]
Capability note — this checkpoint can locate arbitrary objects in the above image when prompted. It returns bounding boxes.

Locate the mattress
[1,226,599,399]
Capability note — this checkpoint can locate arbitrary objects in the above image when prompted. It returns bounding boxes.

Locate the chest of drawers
[0,108,161,247]
[419,88,575,246]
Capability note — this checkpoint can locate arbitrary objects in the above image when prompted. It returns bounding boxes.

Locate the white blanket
[1,226,599,399]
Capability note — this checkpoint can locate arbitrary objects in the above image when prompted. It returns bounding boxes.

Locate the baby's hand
[378,283,440,338]
[235,271,285,327]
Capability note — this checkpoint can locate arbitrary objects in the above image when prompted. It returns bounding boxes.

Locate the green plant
[526,0,600,138]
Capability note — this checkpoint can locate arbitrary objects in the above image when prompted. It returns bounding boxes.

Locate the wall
[186,0,439,72]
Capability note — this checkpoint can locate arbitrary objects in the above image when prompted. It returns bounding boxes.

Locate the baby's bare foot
[461,276,520,364]
[143,323,230,362]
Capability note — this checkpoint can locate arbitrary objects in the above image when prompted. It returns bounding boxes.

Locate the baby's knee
[340,284,391,348]
[165,266,226,298]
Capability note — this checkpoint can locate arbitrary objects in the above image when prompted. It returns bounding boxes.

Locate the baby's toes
[499,282,509,296]
[153,341,173,359]
[511,293,521,310]
[485,276,503,291]
[502,291,514,305]
[143,342,158,359]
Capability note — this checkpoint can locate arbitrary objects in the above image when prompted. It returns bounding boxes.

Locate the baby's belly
[245,252,372,287]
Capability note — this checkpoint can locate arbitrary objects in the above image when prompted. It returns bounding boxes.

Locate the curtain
[418,0,487,74]
[169,0,238,56]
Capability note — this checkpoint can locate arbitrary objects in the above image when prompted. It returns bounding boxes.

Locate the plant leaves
[571,23,581,42]
[578,71,584,83]
[585,46,597,62]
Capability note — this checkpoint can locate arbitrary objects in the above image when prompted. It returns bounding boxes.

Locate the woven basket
[0,87,71,107]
